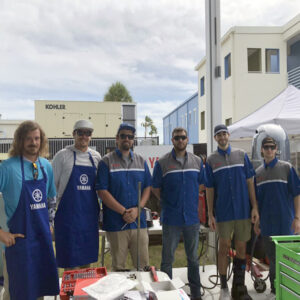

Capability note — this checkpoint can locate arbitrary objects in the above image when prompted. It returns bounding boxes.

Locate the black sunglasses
[119,133,134,140]
[263,145,276,150]
[173,135,187,141]
[77,130,92,137]
[32,162,38,180]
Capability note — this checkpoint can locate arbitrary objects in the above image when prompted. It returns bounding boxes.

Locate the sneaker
[219,288,231,300]
[231,284,252,300]
[265,292,276,300]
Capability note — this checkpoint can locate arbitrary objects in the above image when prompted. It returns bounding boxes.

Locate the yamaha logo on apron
[30,188,46,210]
[77,173,91,190]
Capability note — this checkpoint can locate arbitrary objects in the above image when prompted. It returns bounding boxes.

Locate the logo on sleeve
[77,174,91,191]
[30,189,46,210]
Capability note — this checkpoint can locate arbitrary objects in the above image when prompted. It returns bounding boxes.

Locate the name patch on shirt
[77,185,91,191]
[30,203,46,210]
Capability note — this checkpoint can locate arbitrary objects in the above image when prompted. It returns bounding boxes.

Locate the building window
[193,108,197,125]
[225,118,232,126]
[200,77,205,96]
[201,111,205,130]
[247,48,261,72]
[188,111,192,125]
[266,49,279,73]
[224,53,231,79]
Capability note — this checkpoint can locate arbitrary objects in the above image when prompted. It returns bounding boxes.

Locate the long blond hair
[9,121,49,158]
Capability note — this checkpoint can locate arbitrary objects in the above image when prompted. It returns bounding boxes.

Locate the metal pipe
[137,181,141,271]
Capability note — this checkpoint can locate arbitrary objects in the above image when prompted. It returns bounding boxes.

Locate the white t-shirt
[52,145,101,202]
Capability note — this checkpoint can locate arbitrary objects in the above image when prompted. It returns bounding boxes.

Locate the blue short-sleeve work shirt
[96,149,152,232]
[152,149,204,226]
[255,158,300,236]
[205,145,255,222]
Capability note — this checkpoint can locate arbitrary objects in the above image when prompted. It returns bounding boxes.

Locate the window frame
[265,48,280,74]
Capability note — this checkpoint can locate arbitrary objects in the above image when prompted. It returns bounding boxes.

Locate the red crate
[60,267,107,300]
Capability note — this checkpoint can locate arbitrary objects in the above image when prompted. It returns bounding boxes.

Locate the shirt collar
[171,148,187,160]
[115,148,134,159]
[217,145,231,156]
[264,157,278,169]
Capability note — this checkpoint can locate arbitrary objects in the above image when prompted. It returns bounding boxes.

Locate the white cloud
[0,0,299,142]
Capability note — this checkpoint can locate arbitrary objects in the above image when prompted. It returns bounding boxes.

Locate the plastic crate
[271,236,300,300]
[60,267,107,300]
[73,278,99,299]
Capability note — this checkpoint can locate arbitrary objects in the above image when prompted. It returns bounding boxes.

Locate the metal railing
[0,136,159,159]
[288,65,300,89]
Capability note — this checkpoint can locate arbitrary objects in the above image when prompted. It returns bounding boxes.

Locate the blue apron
[5,157,59,300]
[55,152,99,268]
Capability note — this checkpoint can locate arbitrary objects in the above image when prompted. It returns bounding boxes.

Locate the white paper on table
[82,273,137,300]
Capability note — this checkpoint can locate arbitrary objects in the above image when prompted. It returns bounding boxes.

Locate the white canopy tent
[228,85,300,139]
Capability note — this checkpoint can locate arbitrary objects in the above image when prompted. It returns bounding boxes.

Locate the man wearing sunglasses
[205,124,259,300]
[255,136,300,300]
[0,121,59,300]
[96,123,151,271]
[152,127,204,300]
[52,119,101,269]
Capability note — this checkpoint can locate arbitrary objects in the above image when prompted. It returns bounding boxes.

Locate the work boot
[231,284,252,300]
[219,287,231,300]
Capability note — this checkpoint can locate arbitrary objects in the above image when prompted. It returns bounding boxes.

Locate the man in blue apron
[53,120,101,269]
[0,120,59,300]
[96,123,151,271]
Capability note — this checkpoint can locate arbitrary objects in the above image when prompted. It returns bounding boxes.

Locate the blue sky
[0,0,299,142]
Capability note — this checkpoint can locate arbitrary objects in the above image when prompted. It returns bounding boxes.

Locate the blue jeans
[161,223,201,298]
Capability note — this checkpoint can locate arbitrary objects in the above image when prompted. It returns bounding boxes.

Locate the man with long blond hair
[0,121,59,300]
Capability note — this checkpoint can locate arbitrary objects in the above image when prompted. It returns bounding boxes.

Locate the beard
[174,143,187,152]
[120,141,130,151]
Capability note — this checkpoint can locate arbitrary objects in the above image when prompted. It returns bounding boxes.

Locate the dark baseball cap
[262,136,276,146]
[117,123,136,134]
[214,124,229,136]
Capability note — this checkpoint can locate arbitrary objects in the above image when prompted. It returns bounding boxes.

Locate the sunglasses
[77,130,92,137]
[32,162,38,180]
[173,135,187,141]
[263,145,276,150]
[119,134,134,140]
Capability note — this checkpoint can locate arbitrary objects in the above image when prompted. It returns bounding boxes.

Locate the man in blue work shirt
[255,136,300,300]
[205,124,259,300]
[152,127,204,300]
[0,121,59,300]
[96,123,151,271]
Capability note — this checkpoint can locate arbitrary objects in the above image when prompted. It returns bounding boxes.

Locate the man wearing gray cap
[52,120,101,269]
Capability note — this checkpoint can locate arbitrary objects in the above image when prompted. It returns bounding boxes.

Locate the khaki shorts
[216,219,251,242]
[106,228,149,271]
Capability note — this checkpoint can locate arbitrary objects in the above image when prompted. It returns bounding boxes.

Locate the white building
[195,14,300,143]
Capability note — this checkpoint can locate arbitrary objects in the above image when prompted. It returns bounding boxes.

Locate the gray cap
[73,120,94,132]
[214,124,229,136]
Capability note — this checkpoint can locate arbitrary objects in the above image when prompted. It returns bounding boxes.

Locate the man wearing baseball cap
[52,120,101,269]
[205,124,259,300]
[96,123,151,270]
[255,136,300,299]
